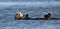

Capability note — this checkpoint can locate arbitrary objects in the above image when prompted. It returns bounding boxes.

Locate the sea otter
[44,13,51,20]
[15,12,24,19]
[15,12,29,20]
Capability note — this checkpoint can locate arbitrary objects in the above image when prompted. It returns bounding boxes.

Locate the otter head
[16,12,24,19]
[48,13,51,16]
[17,12,23,17]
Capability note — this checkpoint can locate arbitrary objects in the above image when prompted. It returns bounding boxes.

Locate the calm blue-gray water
[0,2,60,29]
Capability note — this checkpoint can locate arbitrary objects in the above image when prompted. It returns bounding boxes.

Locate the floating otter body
[15,12,29,20]
[44,13,51,20]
